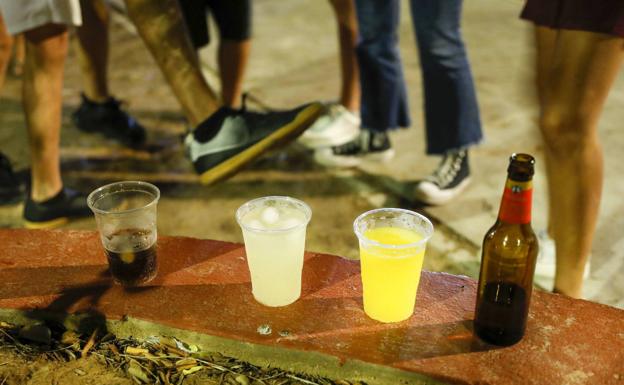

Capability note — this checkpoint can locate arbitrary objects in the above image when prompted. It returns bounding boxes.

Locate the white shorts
[0,0,82,35]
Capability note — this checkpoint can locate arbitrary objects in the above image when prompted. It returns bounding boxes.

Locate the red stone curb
[0,229,622,384]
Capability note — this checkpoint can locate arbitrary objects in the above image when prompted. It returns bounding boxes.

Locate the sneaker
[185,101,324,185]
[0,153,23,205]
[298,103,360,149]
[533,230,591,291]
[23,188,91,229]
[413,150,471,205]
[72,93,146,148]
[313,130,395,168]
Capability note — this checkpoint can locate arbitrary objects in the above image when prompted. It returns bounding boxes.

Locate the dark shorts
[521,0,624,37]
[178,0,252,48]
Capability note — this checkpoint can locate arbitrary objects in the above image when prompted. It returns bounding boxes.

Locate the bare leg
[11,33,25,76]
[535,27,624,297]
[534,27,557,237]
[218,39,250,108]
[23,24,68,202]
[0,12,13,90]
[124,0,219,126]
[75,0,110,102]
[328,0,360,112]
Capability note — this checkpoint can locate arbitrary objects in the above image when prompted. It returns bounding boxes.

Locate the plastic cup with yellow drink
[353,208,434,323]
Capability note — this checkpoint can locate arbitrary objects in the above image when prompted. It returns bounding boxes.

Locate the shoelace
[332,130,370,155]
[428,150,465,187]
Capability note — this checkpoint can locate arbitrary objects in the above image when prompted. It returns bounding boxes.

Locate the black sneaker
[185,101,324,185]
[72,94,146,148]
[23,188,91,229]
[0,153,23,205]
[313,130,395,168]
[414,149,471,205]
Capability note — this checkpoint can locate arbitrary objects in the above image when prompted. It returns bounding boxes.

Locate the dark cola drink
[105,228,157,286]
[474,281,528,346]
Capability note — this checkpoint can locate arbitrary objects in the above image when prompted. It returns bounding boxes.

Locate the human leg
[22,24,67,202]
[0,12,13,90]
[314,0,405,167]
[409,0,481,155]
[124,0,219,126]
[299,0,361,149]
[410,0,481,205]
[75,0,109,102]
[11,33,25,76]
[208,0,252,108]
[72,0,146,147]
[328,0,360,112]
[536,28,623,297]
[218,40,249,109]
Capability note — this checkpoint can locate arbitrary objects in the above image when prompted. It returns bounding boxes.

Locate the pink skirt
[521,0,624,38]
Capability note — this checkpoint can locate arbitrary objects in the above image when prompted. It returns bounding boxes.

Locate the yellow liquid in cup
[360,227,425,323]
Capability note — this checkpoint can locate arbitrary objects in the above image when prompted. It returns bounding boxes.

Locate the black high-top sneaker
[313,129,395,168]
[414,149,471,205]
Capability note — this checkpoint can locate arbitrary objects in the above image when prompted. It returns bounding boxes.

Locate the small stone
[18,324,51,344]
[74,369,86,376]
[278,330,291,337]
[256,324,272,335]
[235,374,250,385]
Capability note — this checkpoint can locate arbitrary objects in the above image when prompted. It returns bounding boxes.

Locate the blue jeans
[355,0,482,154]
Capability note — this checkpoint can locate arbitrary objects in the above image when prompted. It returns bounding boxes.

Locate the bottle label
[498,180,532,224]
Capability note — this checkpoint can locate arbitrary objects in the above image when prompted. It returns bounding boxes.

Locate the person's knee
[540,109,594,156]
[356,35,397,62]
[418,33,467,70]
[24,25,68,68]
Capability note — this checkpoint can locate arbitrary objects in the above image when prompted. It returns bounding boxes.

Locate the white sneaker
[533,230,591,291]
[298,103,360,149]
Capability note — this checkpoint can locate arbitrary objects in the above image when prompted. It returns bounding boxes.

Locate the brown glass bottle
[474,153,538,346]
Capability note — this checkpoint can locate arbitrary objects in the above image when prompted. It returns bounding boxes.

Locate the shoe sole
[414,177,471,206]
[199,102,324,185]
[24,217,69,230]
[298,124,361,149]
[314,148,395,168]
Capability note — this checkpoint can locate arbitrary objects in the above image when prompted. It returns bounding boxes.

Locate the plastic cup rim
[353,207,434,250]
[236,195,312,233]
[87,180,160,216]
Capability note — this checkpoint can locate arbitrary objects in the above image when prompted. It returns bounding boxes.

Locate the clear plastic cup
[236,196,312,307]
[354,208,434,323]
[87,181,160,286]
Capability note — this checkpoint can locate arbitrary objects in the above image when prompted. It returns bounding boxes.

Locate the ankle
[30,184,63,203]
[82,92,110,104]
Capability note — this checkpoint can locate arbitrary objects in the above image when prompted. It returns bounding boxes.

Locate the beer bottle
[474,153,538,346]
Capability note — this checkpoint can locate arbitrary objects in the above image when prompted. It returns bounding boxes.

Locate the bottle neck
[498,178,533,225]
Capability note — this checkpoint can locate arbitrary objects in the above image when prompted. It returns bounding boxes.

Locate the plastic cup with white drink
[236,196,312,307]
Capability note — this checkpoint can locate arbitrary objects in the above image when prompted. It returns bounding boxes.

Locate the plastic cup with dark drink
[87,181,160,286]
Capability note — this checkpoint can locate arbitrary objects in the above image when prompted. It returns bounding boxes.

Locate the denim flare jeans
[355,0,483,154]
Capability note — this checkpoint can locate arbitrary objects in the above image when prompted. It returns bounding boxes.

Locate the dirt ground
[0,323,359,385]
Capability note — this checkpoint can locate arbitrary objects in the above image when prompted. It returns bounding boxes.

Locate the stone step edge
[0,308,448,385]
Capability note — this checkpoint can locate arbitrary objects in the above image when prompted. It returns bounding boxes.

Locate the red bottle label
[498,180,532,224]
